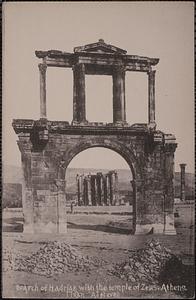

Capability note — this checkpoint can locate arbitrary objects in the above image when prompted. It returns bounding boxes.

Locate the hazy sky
[3,2,194,172]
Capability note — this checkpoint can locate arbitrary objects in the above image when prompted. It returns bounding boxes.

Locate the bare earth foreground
[2,206,195,299]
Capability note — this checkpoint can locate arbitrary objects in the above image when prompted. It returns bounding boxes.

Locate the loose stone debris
[3,239,179,283]
[3,241,106,277]
[108,239,174,284]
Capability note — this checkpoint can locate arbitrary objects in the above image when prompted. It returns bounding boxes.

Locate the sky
[3,1,194,172]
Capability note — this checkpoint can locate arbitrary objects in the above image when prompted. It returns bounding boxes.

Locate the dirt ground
[2,208,195,299]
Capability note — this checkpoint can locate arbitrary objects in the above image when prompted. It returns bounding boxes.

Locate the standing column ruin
[76,170,119,206]
[103,175,108,205]
[76,175,80,206]
[83,177,89,206]
[96,173,102,205]
[180,163,186,202]
[108,172,114,205]
[113,171,118,205]
[38,63,47,119]
[90,175,96,206]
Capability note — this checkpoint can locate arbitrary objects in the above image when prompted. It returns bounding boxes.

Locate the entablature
[35,39,159,73]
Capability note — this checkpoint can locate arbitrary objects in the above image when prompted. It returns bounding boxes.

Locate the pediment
[74,39,127,55]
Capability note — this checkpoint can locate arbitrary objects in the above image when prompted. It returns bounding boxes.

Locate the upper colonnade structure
[36,39,158,127]
[13,40,177,235]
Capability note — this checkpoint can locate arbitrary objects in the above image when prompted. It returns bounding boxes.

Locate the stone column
[113,171,118,205]
[91,176,96,206]
[81,175,85,206]
[108,172,114,205]
[76,175,80,206]
[38,63,47,119]
[180,164,186,202]
[106,175,109,205]
[87,175,92,205]
[96,173,102,206]
[83,177,88,206]
[103,175,108,205]
[112,66,126,124]
[148,70,156,126]
[100,175,104,205]
[73,63,86,123]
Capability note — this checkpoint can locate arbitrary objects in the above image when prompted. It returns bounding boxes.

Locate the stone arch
[58,139,144,234]
[60,139,143,181]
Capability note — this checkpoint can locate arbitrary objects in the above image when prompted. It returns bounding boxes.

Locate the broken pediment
[74,39,127,55]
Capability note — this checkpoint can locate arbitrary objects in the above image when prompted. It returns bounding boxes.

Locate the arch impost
[133,178,144,186]
[54,179,66,191]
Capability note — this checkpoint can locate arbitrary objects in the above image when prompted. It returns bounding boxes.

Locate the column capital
[180,163,186,168]
[113,65,126,75]
[147,69,156,76]
[38,63,47,74]
[72,63,85,72]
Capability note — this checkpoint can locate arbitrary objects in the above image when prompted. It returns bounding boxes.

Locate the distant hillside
[3,165,195,197]
[2,183,22,208]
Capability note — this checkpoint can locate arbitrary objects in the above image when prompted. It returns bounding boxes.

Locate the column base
[72,120,88,126]
[147,122,156,130]
[59,222,67,234]
[135,216,176,235]
[113,121,128,127]
[39,117,47,121]
[135,223,165,235]
[23,222,67,234]
[23,223,34,234]
[163,213,176,235]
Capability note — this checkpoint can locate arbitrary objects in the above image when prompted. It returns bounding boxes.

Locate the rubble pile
[109,239,173,284]
[3,248,20,272]
[3,241,105,277]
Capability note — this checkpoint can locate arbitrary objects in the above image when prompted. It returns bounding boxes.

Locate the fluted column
[38,63,47,119]
[91,176,96,206]
[96,173,102,206]
[83,177,89,206]
[112,66,126,124]
[76,175,80,206]
[106,175,110,205]
[148,70,156,126]
[100,175,104,205]
[113,171,118,205]
[108,172,114,205]
[180,164,186,202]
[87,175,92,205]
[73,63,86,123]
[103,175,108,205]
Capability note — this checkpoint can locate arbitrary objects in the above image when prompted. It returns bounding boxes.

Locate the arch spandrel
[57,139,143,181]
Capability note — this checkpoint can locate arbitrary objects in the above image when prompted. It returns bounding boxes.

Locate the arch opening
[64,147,136,235]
